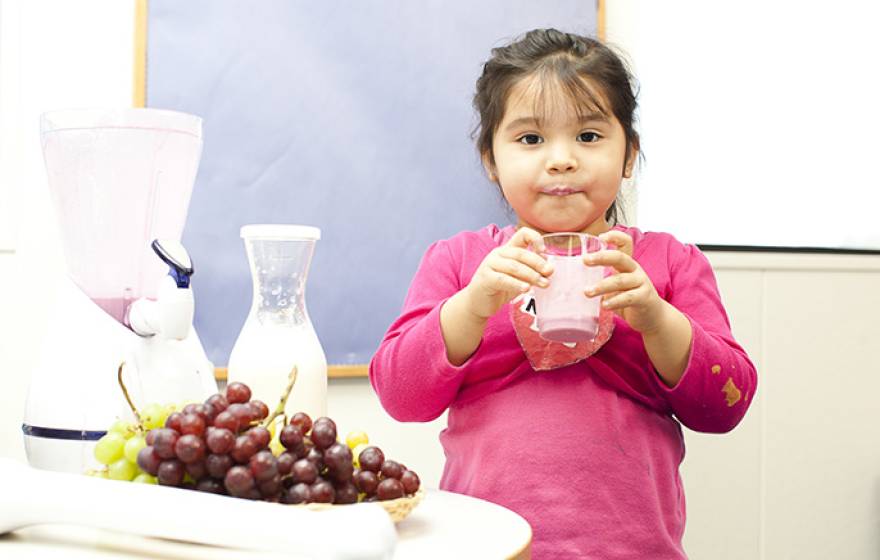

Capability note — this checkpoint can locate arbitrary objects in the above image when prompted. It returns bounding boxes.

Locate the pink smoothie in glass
[533,256,603,342]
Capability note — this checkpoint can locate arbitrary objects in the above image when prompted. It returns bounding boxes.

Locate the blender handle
[151,239,194,288]
[129,239,196,339]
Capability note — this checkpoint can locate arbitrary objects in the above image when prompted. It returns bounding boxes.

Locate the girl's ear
[481,152,498,182]
[623,146,638,178]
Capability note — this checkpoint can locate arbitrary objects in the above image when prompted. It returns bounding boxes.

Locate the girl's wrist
[454,285,489,323]
[640,299,694,387]
[440,288,490,366]
[640,299,678,337]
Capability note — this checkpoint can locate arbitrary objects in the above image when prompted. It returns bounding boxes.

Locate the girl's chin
[523,217,608,235]
[520,226,590,236]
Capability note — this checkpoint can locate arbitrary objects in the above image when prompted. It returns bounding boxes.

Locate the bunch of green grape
[90,402,176,483]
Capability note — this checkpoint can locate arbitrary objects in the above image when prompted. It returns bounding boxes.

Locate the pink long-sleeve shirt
[370,224,757,559]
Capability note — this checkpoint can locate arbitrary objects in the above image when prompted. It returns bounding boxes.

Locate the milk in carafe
[227,225,327,420]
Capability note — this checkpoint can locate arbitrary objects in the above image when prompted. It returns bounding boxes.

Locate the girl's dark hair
[474,28,640,225]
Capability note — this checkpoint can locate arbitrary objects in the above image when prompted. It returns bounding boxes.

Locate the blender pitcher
[40,108,200,321]
[227,225,327,421]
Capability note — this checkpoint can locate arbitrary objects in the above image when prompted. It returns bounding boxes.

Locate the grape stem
[261,365,298,429]
[117,361,144,431]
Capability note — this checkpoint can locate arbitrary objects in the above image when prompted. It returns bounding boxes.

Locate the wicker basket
[299,489,424,523]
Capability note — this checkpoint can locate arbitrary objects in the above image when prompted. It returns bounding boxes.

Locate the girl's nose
[545,148,578,174]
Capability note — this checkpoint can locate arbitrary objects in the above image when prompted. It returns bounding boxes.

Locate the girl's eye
[518,134,543,145]
[578,132,600,143]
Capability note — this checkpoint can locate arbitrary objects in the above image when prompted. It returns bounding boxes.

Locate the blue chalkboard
[147,1,598,365]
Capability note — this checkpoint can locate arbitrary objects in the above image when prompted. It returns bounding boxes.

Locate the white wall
[0,1,23,450]
[605,0,880,250]
[689,254,880,559]
[0,0,22,251]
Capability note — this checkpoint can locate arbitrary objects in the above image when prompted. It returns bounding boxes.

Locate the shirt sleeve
[655,242,758,433]
[368,240,475,422]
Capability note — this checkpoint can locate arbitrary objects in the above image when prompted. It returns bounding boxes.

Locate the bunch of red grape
[135,381,420,505]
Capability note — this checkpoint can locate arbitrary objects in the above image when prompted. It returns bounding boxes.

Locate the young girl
[370,28,756,559]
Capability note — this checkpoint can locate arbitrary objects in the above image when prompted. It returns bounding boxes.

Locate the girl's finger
[598,230,634,257]
[601,284,650,311]
[508,226,545,252]
[586,272,640,297]
[489,256,550,288]
[585,249,637,273]
[600,290,638,311]
[487,270,531,295]
[497,246,553,276]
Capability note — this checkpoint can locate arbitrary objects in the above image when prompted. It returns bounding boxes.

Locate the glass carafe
[227,225,327,421]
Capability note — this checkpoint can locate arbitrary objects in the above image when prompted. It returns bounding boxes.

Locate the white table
[0,489,532,560]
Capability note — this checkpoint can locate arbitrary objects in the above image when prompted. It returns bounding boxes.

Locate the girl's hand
[463,227,552,320]
[586,230,666,334]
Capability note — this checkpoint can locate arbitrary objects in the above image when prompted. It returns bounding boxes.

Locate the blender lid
[40,108,202,138]
[240,224,321,240]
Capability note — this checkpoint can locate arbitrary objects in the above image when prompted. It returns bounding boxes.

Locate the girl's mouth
[539,185,581,196]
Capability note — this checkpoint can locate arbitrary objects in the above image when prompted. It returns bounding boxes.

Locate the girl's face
[485,75,635,236]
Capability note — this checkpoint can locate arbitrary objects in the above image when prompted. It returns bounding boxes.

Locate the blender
[22,108,218,474]
[227,225,327,422]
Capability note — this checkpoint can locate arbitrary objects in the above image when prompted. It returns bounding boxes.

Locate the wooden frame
[214,365,368,382]
[133,2,605,382]
[133,0,147,108]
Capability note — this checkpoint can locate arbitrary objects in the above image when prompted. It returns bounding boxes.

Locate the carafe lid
[240,224,321,240]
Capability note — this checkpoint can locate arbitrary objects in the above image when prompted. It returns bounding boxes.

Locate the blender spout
[128,239,196,340]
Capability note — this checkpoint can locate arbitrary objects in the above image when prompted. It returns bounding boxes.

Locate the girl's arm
[369,241,471,422]
[656,242,758,433]
[591,231,757,433]
[438,290,489,366]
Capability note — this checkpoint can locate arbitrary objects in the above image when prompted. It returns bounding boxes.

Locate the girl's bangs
[516,65,610,127]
